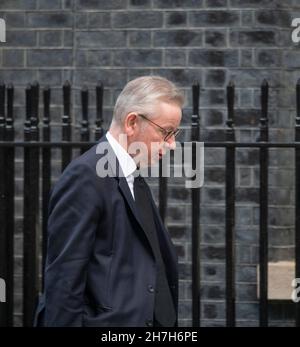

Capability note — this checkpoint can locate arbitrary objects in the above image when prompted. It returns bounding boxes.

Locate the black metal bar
[158,159,167,223]
[25,84,31,137]
[191,81,201,327]
[259,79,269,327]
[61,81,72,171]
[95,81,104,141]
[32,81,39,127]
[0,83,4,140]
[30,82,40,141]
[295,78,300,327]
[23,84,31,327]
[0,82,7,327]
[225,81,236,327]
[42,86,51,289]
[4,84,15,326]
[31,81,40,311]
[80,86,90,154]
[23,83,40,327]
[193,81,200,115]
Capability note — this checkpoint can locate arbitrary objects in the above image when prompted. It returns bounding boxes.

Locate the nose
[165,136,176,150]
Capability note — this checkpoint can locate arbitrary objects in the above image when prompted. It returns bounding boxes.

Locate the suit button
[148,285,154,293]
[146,319,153,327]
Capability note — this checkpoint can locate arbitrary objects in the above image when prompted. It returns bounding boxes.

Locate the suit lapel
[103,141,143,229]
[147,184,178,279]
[102,138,157,256]
[118,176,141,226]
[140,177,178,274]
[97,136,142,227]
[101,135,174,262]
[118,176,159,260]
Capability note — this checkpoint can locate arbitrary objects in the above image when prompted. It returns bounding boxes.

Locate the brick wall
[0,0,299,326]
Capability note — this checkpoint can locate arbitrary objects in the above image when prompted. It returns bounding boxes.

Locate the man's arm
[44,162,101,326]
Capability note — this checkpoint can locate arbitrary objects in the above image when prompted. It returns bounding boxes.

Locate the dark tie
[133,175,176,327]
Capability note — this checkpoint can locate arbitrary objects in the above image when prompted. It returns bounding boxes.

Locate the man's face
[131,101,182,167]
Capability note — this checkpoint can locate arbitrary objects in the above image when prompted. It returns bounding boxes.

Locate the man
[34,76,184,327]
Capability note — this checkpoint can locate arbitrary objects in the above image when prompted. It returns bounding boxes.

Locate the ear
[124,112,138,136]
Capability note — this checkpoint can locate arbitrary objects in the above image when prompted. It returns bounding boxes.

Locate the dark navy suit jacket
[35,135,178,327]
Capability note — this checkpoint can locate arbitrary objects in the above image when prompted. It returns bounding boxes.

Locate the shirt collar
[106,131,137,178]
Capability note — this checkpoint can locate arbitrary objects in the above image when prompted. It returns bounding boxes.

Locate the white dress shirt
[106,131,137,200]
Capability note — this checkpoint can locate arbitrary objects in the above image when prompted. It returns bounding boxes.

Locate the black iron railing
[0,80,300,327]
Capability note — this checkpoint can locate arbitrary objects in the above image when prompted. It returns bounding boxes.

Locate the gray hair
[111,75,184,126]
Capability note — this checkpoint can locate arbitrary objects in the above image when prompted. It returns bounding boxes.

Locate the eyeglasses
[137,113,180,142]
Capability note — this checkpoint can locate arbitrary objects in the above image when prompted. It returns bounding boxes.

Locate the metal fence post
[61,81,72,171]
[259,80,269,327]
[42,86,51,288]
[295,79,300,327]
[191,81,201,327]
[5,84,15,326]
[225,81,236,327]
[0,83,7,326]
[23,83,40,326]
[80,86,90,154]
[95,81,104,141]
